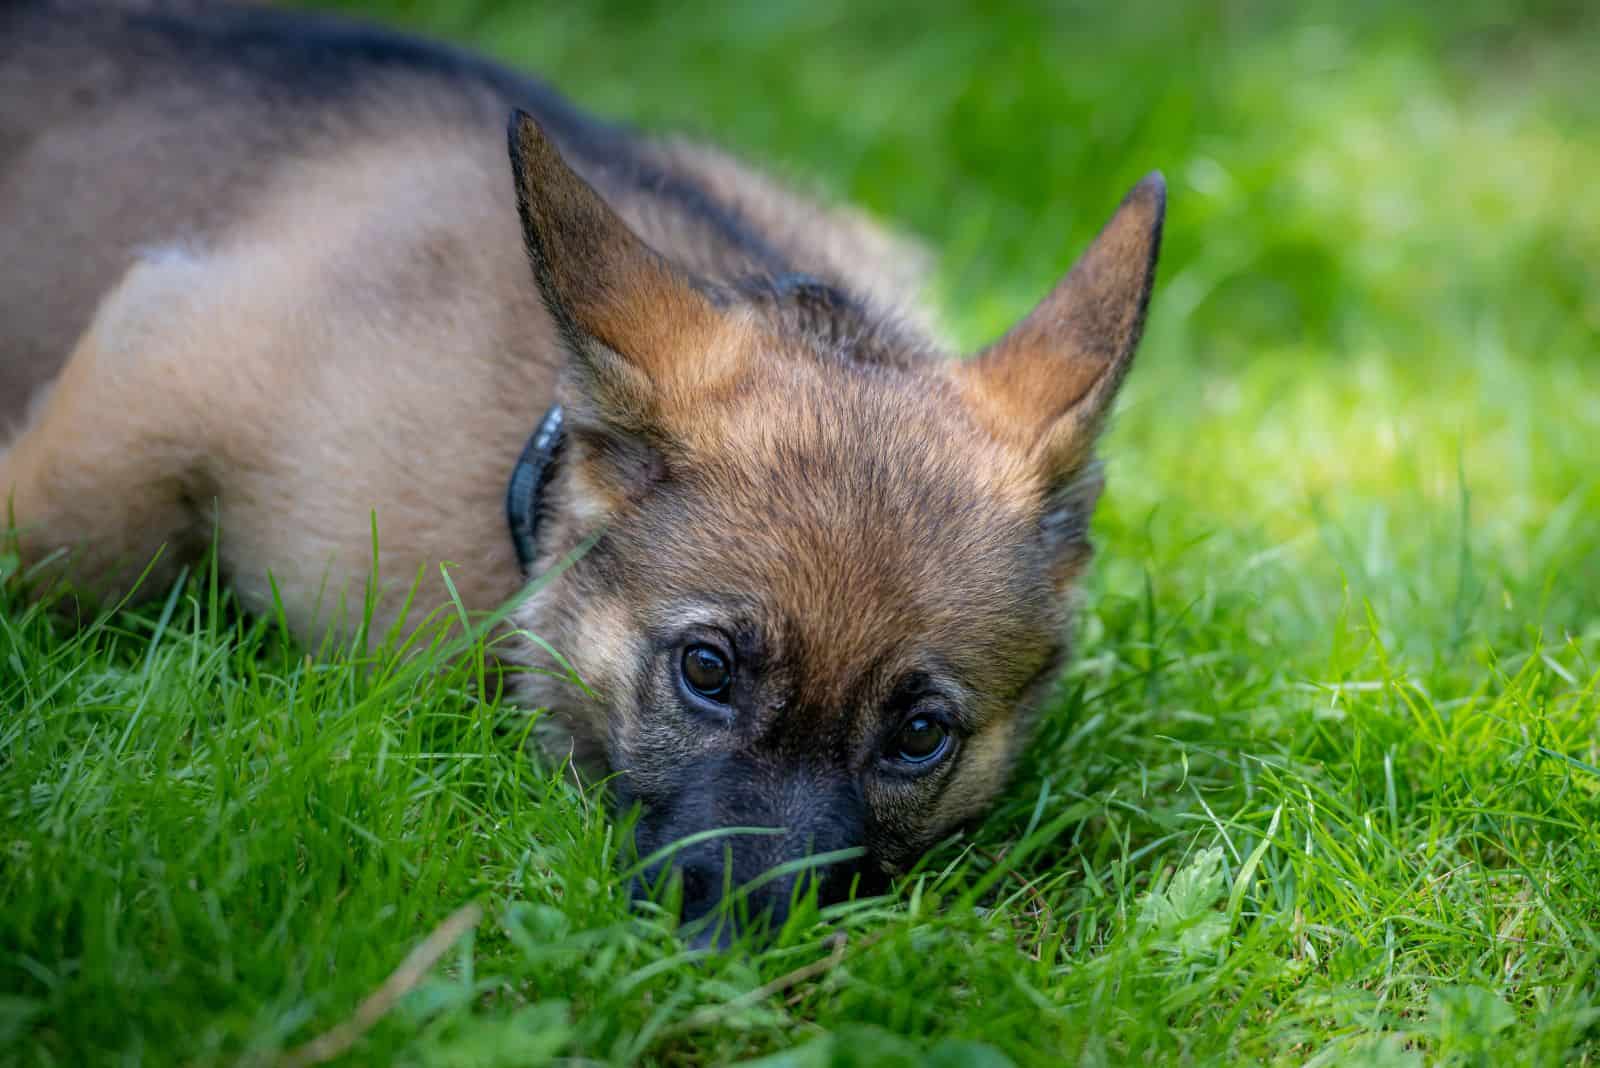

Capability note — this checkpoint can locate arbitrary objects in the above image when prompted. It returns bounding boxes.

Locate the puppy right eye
[892,715,949,763]
[680,643,733,703]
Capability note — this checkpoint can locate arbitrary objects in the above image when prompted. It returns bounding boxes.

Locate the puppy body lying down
[0,0,1164,929]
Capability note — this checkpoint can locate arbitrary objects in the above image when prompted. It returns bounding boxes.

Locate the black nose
[678,853,796,946]
[676,851,819,929]
[626,761,882,943]
[634,836,863,938]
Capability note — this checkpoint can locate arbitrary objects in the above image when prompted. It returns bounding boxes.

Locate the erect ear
[960,173,1165,484]
[507,110,735,435]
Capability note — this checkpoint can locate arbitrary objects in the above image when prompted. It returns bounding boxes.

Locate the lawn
[4,0,1599,1064]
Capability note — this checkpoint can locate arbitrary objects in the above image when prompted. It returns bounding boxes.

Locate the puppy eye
[889,715,951,766]
[680,643,733,703]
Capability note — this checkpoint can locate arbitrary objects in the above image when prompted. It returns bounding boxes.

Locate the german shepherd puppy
[0,1,1164,933]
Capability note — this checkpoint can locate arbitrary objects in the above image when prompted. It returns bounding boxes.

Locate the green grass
[5,0,1600,1064]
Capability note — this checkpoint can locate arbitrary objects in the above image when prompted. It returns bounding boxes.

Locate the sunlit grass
[4,0,1599,1064]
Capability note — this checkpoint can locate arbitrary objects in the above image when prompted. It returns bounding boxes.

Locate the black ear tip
[506,108,550,162]
[1128,170,1167,215]
[507,110,566,201]
[506,109,528,162]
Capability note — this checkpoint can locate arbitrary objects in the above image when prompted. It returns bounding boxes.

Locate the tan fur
[0,78,926,640]
[2,2,1164,904]
[6,128,555,639]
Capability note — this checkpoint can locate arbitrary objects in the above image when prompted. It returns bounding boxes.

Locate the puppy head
[506,112,1163,933]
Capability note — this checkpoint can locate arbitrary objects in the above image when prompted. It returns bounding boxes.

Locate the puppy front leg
[1,272,211,607]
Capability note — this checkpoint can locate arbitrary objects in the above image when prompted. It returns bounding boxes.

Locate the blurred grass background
[4,1,1599,1065]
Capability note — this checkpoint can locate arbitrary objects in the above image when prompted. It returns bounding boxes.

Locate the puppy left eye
[680,643,733,703]
[889,715,951,766]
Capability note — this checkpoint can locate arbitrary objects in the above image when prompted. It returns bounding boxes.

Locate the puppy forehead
[624,373,1054,704]
[696,357,1039,504]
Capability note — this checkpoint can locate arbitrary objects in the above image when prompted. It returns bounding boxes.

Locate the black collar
[506,404,566,572]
